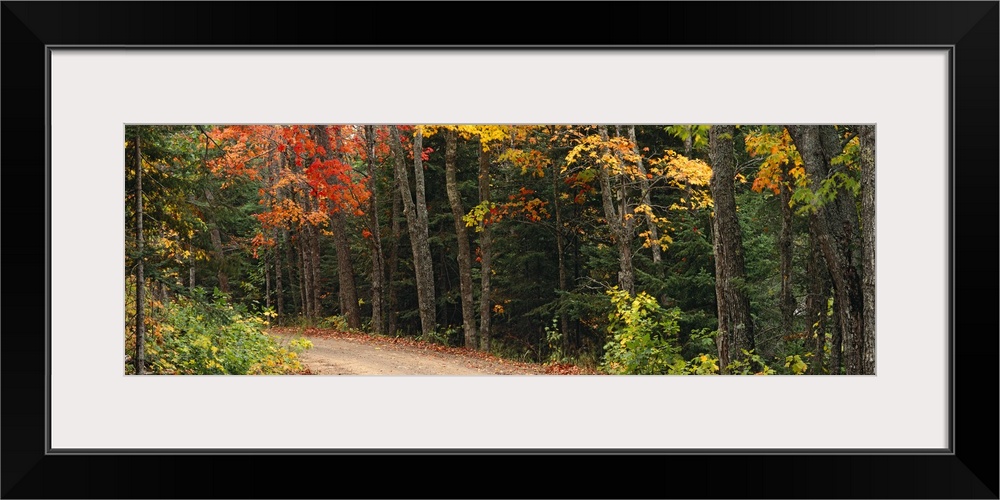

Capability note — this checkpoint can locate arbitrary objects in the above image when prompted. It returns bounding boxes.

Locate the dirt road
[268,328,551,375]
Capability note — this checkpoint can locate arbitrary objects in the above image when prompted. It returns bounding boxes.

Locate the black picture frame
[3,2,996,498]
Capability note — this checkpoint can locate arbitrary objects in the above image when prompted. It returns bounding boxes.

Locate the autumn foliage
[128,124,873,376]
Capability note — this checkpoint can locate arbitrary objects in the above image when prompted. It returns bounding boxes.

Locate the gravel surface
[268,328,552,375]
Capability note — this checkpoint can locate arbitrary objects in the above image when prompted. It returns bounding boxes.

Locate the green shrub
[287,337,314,353]
[145,290,309,375]
[681,327,718,360]
[772,336,814,374]
[725,349,777,375]
[544,316,568,364]
[783,354,809,375]
[683,353,721,374]
[600,287,685,375]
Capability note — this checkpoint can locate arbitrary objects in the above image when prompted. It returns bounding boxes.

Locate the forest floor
[268,327,592,375]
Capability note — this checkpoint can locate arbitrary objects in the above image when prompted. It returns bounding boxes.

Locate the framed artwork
[3,2,996,498]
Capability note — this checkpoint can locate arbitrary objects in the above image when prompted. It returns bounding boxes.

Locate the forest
[125,124,876,376]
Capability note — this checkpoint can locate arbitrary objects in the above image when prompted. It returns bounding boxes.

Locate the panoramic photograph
[125,124,875,376]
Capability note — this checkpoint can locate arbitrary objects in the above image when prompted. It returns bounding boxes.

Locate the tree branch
[196,125,224,150]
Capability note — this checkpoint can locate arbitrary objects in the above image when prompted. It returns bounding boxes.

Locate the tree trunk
[157,227,170,303]
[615,130,635,296]
[133,132,145,375]
[330,211,360,328]
[616,211,635,296]
[274,238,284,321]
[786,125,864,374]
[285,151,311,319]
[269,156,285,322]
[265,254,271,309]
[684,126,694,158]
[387,181,402,336]
[597,125,634,295]
[364,125,387,335]
[628,126,661,264]
[437,238,452,327]
[552,159,570,349]
[478,139,493,352]
[210,226,229,294]
[284,229,299,314]
[806,216,826,373]
[779,156,795,338]
[572,203,582,350]
[313,125,361,328]
[709,125,755,372]
[309,222,323,318]
[301,193,319,317]
[203,188,229,295]
[444,129,478,348]
[389,126,437,337]
[298,230,312,319]
[831,292,844,375]
[859,125,876,374]
[410,127,437,335]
